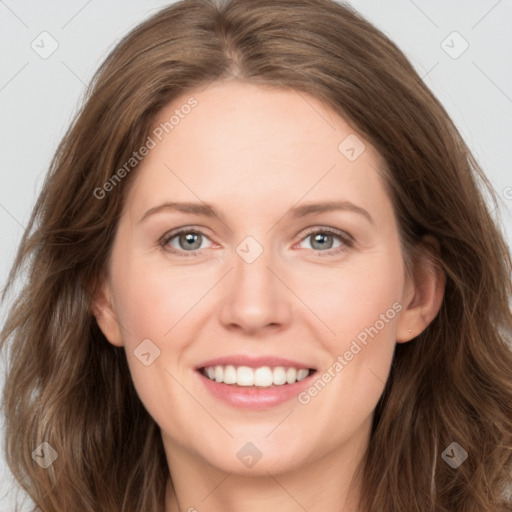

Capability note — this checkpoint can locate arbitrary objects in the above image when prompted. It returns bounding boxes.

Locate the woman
[2,0,511,510]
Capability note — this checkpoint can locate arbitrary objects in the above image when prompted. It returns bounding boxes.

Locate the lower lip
[197,370,315,410]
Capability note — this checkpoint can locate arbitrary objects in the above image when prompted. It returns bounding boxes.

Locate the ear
[396,236,446,343]
[89,273,124,347]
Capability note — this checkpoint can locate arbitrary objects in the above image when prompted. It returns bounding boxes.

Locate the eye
[296,228,353,256]
[160,228,213,257]
[160,226,353,258]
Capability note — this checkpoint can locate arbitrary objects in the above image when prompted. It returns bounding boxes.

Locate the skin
[93,79,445,512]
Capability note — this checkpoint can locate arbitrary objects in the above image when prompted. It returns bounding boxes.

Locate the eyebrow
[139,200,374,225]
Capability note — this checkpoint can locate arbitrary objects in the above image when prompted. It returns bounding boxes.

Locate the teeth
[286,367,297,384]
[223,365,237,384]
[254,366,273,387]
[202,365,312,387]
[272,366,287,385]
[296,368,309,381]
[237,366,254,386]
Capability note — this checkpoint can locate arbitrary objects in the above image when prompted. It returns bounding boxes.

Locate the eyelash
[159,227,354,258]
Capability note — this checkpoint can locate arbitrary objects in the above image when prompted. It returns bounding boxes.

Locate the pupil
[181,233,200,249]
[313,233,332,250]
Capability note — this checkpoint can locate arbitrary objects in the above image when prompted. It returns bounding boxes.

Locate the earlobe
[90,277,124,347]
[396,236,446,343]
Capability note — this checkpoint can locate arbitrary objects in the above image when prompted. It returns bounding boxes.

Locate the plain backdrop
[1,0,511,509]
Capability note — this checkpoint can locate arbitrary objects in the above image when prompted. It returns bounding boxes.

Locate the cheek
[306,247,404,349]
[112,255,215,347]
[110,259,202,429]
[295,247,403,419]
[108,253,220,409]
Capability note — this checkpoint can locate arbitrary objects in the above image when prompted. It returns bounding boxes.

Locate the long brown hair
[2,0,511,510]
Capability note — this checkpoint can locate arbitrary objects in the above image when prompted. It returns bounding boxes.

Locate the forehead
[151,79,359,170]
[126,80,393,224]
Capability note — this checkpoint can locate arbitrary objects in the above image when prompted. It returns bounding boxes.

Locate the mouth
[195,358,318,409]
[199,365,316,388]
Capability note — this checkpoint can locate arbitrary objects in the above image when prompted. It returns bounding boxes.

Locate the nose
[218,239,292,335]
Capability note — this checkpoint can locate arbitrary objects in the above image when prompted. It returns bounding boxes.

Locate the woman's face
[95,80,422,476]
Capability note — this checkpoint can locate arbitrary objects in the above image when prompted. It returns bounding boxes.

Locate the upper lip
[196,355,315,370]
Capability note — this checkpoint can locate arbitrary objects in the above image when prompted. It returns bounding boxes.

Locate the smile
[201,365,312,387]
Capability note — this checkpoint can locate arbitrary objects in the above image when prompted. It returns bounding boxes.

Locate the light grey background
[1,0,511,508]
